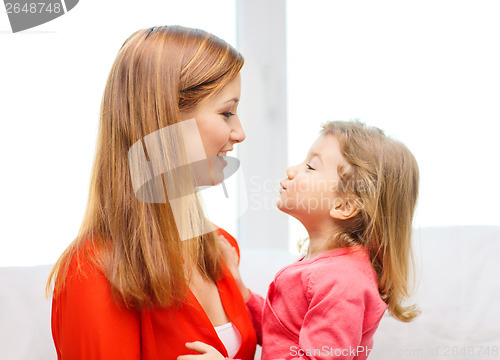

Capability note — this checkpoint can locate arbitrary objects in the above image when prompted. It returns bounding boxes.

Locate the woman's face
[180,73,245,186]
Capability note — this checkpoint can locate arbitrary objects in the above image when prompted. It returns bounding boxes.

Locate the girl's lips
[279,181,287,194]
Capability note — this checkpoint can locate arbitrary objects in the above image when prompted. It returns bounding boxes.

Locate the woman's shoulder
[57,238,110,297]
[68,238,103,270]
[53,238,136,317]
[51,239,141,358]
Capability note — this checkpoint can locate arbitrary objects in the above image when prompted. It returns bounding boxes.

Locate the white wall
[0,0,238,266]
[236,0,289,249]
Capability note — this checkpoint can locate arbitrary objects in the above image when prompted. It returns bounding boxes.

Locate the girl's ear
[330,197,360,220]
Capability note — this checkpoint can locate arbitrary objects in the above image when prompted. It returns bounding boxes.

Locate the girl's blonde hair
[322,120,420,322]
[46,26,244,309]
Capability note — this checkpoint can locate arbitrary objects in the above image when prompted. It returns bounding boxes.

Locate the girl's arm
[244,290,264,346]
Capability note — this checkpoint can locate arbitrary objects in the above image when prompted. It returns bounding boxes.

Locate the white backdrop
[0,0,237,266]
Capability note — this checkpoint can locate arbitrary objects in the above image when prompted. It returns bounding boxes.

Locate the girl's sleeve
[244,290,265,346]
[51,257,141,360]
[292,264,378,360]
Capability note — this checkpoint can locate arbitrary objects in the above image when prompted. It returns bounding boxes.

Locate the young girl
[179,120,419,360]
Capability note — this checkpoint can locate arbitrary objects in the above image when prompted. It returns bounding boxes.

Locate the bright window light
[287,0,500,250]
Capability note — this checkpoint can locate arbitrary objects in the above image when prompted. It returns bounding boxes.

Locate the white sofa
[1,226,499,360]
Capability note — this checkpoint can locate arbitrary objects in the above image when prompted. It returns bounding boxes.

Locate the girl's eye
[306,163,315,170]
[222,112,235,119]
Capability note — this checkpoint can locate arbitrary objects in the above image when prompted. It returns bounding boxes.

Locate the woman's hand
[218,236,251,302]
[177,342,225,360]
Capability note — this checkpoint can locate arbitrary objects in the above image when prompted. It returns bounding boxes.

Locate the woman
[46,25,257,359]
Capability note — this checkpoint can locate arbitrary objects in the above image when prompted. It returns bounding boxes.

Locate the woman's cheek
[208,122,227,152]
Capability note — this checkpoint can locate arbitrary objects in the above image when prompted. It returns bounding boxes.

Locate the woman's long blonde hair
[322,120,420,322]
[46,26,244,309]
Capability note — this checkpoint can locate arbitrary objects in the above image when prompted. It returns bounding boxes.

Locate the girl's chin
[276,199,292,214]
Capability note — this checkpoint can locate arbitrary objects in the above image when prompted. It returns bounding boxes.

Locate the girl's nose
[286,165,298,180]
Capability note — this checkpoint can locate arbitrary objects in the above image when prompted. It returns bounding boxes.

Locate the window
[286,0,500,249]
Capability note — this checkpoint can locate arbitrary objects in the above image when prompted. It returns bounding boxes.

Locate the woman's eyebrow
[221,98,239,105]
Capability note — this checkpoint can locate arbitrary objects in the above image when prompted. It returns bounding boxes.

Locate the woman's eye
[222,112,235,119]
[306,163,315,170]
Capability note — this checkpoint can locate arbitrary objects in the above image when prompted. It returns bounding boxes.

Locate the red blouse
[51,227,257,359]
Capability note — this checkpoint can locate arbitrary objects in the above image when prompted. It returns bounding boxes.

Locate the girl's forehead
[309,134,347,167]
[309,134,340,154]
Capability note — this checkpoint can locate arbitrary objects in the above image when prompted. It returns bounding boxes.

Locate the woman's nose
[231,116,246,143]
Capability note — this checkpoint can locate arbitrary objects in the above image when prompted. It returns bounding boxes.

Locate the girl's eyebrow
[309,152,323,164]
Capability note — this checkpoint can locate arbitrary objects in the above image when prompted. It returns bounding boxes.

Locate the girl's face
[180,73,244,185]
[277,134,347,224]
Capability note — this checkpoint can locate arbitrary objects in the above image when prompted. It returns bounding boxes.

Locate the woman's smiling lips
[216,148,232,167]
[218,156,227,166]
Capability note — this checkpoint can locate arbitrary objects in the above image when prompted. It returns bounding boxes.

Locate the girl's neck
[302,222,338,260]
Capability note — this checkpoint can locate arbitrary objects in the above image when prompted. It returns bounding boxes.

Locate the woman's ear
[330,197,360,220]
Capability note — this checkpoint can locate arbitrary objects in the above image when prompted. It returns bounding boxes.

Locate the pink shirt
[245,246,387,360]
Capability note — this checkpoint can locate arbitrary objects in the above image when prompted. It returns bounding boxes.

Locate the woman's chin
[194,171,224,187]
